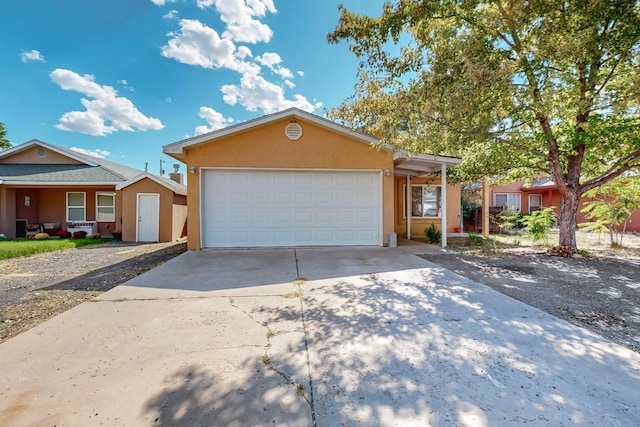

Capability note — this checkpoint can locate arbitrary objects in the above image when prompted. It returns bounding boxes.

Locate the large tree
[0,122,10,150]
[328,0,640,249]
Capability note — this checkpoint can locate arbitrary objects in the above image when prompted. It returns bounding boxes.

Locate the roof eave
[162,108,381,157]
[0,181,121,186]
[0,139,99,166]
[115,172,187,195]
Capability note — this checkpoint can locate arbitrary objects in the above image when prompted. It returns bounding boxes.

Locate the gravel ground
[0,241,186,342]
[422,249,640,352]
[3,238,640,355]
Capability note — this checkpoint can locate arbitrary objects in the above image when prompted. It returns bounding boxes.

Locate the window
[96,192,115,222]
[66,192,86,221]
[529,194,542,213]
[494,193,521,212]
[403,184,442,218]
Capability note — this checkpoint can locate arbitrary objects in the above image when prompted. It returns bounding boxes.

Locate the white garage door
[202,169,381,247]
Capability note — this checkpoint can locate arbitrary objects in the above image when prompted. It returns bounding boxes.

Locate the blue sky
[0,0,384,174]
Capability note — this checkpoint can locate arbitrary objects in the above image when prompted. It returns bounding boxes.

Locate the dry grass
[0,290,99,342]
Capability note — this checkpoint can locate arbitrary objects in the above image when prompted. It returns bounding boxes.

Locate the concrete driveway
[1,246,639,426]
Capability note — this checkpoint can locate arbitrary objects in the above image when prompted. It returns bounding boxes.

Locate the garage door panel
[202,170,381,247]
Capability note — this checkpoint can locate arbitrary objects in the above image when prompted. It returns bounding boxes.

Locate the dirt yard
[422,248,640,352]
[0,241,186,343]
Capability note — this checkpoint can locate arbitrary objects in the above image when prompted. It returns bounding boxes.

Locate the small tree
[0,122,11,150]
[579,178,640,246]
[520,207,557,246]
[493,209,520,234]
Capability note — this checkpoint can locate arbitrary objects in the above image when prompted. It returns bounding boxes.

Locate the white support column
[441,163,447,248]
[406,174,411,240]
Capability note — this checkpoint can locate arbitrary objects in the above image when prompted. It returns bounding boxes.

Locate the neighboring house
[0,140,187,242]
[163,108,462,250]
[490,177,640,232]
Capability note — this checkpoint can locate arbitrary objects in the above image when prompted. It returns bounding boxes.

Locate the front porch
[0,186,117,239]
[393,151,463,248]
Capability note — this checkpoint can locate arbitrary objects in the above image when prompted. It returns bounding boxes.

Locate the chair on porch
[25,223,42,238]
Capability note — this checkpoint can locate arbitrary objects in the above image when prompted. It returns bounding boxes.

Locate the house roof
[115,172,187,196]
[521,176,557,192]
[0,139,145,186]
[393,151,463,176]
[163,107,381,161]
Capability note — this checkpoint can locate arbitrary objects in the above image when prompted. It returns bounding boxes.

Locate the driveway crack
[227,296,314,417]
[296,282,317,427]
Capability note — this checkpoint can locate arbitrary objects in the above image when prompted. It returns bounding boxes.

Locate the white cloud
[20,49,45,63]
[194,107,234,135]
[150,0,176,5]
[236,46,252,60]
[117,79,134,91]
[50,68,164,136]
[256,52,293,79]
[161,19,258,74]
[70,147,111,159]
[273,67,293,79]
[196,0,276,43]
[297,71,304,77]
[255,52,281,68]
[163,9,178,19]
[284,80,295,89]
[165,97,173,103]
[221,73,321,114]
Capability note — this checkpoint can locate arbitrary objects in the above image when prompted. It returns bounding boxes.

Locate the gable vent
[285,122,303,140]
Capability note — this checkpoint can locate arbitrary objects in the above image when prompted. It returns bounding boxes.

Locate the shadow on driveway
[138,249,640,426]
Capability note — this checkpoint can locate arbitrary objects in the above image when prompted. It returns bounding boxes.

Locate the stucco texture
[119,178,186,243]
[394,176,462,237]
[182,117,395,250]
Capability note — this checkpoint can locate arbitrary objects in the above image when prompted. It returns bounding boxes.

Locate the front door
[137,193,159,242]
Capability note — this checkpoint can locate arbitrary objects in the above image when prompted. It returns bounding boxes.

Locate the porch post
[406,175,411,240]
[441,163,447,248]
[482,180,490,238]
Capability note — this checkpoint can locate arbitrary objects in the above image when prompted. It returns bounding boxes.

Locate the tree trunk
[558,191,580,249]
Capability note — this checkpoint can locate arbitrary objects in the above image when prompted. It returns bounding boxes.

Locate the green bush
[465,233,485,247]
[424,224,442,244]
[520,206,557,244]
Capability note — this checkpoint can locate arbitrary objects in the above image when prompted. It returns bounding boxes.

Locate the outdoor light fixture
[24,196,31,206]
[190,166,196,174]
[385,169,392,177]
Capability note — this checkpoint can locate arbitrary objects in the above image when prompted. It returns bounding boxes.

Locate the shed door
[201,169,381,247]
[137,193,159,242]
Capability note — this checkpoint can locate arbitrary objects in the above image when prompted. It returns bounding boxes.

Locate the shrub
[465,233,485,247]
[57,230,72,238]
[89,233,101,239]
[520,206,557,244]
[72,230,88,239]
[34,233,50,240]
[424,223,442,244]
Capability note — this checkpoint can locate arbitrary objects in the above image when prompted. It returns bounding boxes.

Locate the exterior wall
[0,146,83,165]
[0,187,16,238]
[393,176,462,237]
[490,180,527,212]
[2,186,116,237]
[491,178,640,232]
[119,178,175,242]
[184,117,394,250]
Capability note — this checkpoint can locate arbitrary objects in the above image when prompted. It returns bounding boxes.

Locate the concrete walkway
[1,245,639,426]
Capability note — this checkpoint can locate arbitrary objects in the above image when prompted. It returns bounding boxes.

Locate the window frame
[494,193,522,212]
[528,194,543,213]
[96,192,116,222]
[66,192,86,222]
[402,184,442,219]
